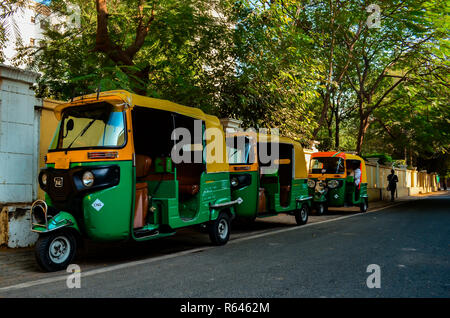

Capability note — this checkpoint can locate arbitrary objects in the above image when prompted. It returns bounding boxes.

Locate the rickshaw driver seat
[134,155,152,228]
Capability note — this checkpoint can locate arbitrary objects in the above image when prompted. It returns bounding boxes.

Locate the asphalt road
[1,194,449,298]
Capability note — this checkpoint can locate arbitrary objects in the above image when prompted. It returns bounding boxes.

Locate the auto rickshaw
[225,131,311,225]
[31,90,240,271]
[307,151,369,214]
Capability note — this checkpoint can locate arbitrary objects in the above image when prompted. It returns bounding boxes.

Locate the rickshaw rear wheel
[35,230,77,272]
[295,204,309,225]
[315,203,327,216]
[360,198,368,213]
[208,212,231,246]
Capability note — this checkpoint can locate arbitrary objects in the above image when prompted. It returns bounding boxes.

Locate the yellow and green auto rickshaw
[225,131,312,225]
[31,90,241,271]
[307,151,369,214]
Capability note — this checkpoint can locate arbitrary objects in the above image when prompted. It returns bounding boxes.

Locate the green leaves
[9,0,447,173]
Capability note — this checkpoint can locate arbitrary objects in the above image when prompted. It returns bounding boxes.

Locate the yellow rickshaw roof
[54,89,218,127]
[344,153,366,162]
[308,152,367,183]
[53,90,228,173]
[227,131,299,146]
[226,131,308,179]
[311,151,366,162]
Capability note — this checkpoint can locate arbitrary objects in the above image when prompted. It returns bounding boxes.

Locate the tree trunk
[312,91,331,143]
[334,106,340,149]
[94,0,154,94]
[356,114,370,155]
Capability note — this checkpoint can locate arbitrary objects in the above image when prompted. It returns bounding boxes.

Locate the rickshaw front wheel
[295,204,309,225]
[360,198,368,213]
[315,203,327,216]
[35,230,77,272]
[208,212,231,246]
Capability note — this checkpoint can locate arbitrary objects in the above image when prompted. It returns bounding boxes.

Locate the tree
[18,0,237,114]
[21,0,321,142]
[218,0,322,143]
[343,0,447,154]
[0,0,28,63]
[363,59,449,171]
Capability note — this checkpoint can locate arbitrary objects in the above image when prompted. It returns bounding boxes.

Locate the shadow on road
[6,194,438,286]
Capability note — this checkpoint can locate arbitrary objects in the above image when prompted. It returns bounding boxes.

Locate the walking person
[387,169,398,202]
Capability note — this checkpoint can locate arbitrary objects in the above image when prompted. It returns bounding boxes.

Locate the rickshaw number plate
[54,177,63,187]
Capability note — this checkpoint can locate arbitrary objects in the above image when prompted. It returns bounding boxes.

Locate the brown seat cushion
[258,188,267,213]
[280,185,291,206]
[177,163,203,197]
[136,155,152,178]
[134,182,149,228]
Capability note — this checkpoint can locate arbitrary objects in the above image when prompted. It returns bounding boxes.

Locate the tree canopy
[3,0,449,175]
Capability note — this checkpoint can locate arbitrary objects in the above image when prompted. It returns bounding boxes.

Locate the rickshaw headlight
[41,173,48,186]
[82,171,94,187]
[327,180,339,188]
[230,177,239,188]
[307,179,316,188]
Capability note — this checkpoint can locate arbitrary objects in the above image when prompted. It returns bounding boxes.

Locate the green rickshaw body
[32,90,237,243]
[227,132,312,222]
[38,161,133,241]
[307,152,369,211]
[229,171,259,219]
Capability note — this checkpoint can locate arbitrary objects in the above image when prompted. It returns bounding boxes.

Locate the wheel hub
[301,208,307,220]
[49,236,71,264]
[218,219,228,239]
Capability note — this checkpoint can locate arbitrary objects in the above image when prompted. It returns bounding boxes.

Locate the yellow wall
[365,163,439,201]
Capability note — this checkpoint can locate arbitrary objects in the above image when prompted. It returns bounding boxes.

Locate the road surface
[0,193,449,298]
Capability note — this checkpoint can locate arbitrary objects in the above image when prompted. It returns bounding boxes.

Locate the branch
[367,69,413,115]
[94,0,155,66]
[124,1,155,59]
[375,117,398,140]
[94,0,112,52]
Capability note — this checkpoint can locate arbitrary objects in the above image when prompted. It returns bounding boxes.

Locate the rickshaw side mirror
[66,118,74,132]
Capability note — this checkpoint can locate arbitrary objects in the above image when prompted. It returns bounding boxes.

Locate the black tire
[295,204,309,225]
[208,212,231,246]
[315,203,327,216]
[360,198,368,213]
[35,230,77,272]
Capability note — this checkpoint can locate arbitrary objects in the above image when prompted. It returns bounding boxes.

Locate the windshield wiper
[66,118,96,150]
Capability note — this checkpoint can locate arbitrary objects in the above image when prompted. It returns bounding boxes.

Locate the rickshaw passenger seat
[280,185,291,206]
[136,154,152,178]
[177,163,202,197]
[134,154,152,228]
[134,182,149,228]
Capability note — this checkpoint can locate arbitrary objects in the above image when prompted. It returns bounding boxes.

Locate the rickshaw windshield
[226,136,253,165]
[49,102,126,151]
[310,157,345,174]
